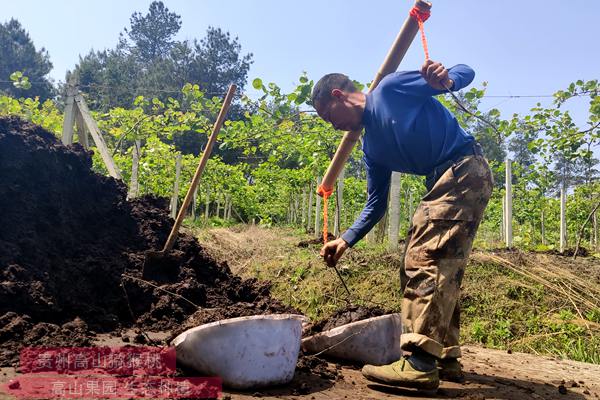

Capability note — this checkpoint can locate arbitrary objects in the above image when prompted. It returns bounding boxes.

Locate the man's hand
[421,60,454,91]
[320,238,349,268]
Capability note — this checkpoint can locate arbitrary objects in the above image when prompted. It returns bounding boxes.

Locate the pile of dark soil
[0,117,295,366]
[303,305,388,337]
[297,233,335,248]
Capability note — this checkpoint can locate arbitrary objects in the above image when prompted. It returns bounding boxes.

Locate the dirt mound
[303,305,388,336]
[297,233,336,247]
[0,117,295,366]
[541,247,590,257]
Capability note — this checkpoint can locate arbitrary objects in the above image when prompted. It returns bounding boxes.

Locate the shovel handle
[163,84,237,252]
[318,0,432,194]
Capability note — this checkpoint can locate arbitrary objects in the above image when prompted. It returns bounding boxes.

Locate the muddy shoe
[362,357,439,390]
[439,358,465,383]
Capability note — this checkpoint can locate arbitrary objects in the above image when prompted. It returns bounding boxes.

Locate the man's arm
[385,62,475,97]
[341,157,391,247]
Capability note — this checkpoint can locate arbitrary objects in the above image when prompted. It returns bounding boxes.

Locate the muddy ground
[1,336,599,399]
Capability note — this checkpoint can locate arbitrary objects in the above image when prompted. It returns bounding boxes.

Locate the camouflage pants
[400,154,493,359]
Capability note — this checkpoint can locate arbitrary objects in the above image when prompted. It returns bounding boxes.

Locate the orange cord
[317,185,333,243]
[409,6,431,61]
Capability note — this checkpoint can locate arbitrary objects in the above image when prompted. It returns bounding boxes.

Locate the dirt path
[0,333,598,400]
[225,346,600,400]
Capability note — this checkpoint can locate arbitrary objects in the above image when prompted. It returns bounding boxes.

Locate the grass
[185,223,600,364]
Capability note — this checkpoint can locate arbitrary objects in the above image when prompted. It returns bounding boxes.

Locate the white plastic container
[301,313,402,365]
[171,314,304,389]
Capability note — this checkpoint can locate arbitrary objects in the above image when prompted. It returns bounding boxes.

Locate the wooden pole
[75,108,88,149]
[505,158,513,248]
[318,0,432,193]
[61,83,77,145]
[560,180,567,253]
[501,196,506,242]
[388,171,402,251]
[170,153,182,219]
[76,94,122,179]
[162,84,236,252]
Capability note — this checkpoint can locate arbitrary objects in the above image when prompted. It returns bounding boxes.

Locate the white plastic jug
[302,313,402,365]
[172,314,304,389]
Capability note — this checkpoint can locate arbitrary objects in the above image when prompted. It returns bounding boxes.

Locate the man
[313,60,493,390]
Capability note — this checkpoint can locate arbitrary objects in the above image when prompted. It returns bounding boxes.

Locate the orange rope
[409,6,431,61]
[317,185,333,243]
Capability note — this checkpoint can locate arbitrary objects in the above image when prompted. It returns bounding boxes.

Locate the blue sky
[3,0,598,127]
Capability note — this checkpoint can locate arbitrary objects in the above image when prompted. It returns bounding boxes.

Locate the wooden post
[388,172,402,251]
[76,94,122,180]
[127,140,141,200]
[315,177,322,236]
[505,158,513,248]
[560,180,567,253]
[61,84,77,145]
[501,196,506,242]
[334,168,345,237]
[75,109,88,149]
[170,153,182,219]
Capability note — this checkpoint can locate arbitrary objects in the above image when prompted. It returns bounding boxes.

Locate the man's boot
[438,358,465,382]
[361,351,439,390]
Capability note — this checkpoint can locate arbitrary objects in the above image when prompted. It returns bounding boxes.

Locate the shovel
[144,84,236,267]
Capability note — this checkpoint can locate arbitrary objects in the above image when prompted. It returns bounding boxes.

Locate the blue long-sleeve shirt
[341,64,476,247]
